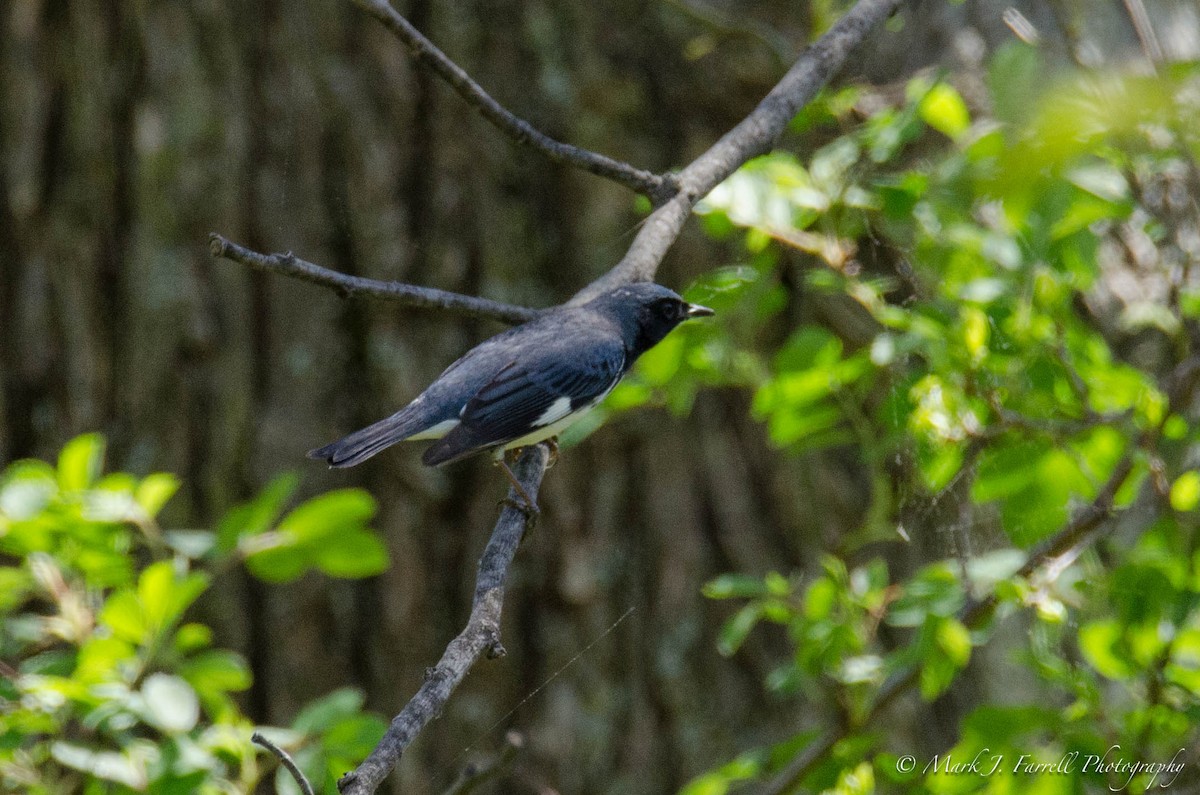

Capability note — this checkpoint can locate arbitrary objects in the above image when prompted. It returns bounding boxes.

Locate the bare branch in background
[351,0,677,203]
[336,445,550,795]
[208,234,539,325]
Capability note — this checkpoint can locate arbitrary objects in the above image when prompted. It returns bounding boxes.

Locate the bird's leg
[495,453,539,529]
[544,436,560,468]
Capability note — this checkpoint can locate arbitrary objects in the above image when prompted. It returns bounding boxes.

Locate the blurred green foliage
[0,434,387,793]
[665,44,1200,794]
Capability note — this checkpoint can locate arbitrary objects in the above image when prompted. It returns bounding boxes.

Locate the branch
[352,0,677,203]
[208,233,539,325]
[572,0,906,303]
[337,444,551,795]
[252,731,315,795]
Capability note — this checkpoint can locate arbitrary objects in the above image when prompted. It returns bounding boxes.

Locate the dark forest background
[3,1,1200,793]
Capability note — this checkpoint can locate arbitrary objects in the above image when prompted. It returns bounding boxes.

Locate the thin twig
[252,731,315,795]
[208,233,539,325]
[351,0,677,204]
[571,0,906,303]
[439,731,525,795]
[337,444,551,795]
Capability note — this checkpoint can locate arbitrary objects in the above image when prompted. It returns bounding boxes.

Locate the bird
[308,282,713,506]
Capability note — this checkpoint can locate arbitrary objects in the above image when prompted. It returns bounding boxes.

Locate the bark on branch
[336,444,550,795]
[208,233,539,325]
[352,0,677,203]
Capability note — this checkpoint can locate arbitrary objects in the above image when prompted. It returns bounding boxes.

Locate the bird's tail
[308,409,423,468]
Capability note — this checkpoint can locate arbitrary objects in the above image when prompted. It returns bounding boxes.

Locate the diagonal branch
[336,444,551,795]
[351,0,677,204]
[571,0,906,303]
[208,233,539,325]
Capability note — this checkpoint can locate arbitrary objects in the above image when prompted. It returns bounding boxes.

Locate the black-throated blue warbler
[309,283,713,499]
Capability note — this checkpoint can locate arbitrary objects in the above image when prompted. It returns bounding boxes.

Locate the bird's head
[589,282,714,356]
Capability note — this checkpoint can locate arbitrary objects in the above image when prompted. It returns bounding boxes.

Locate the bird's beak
[684,303,715,318]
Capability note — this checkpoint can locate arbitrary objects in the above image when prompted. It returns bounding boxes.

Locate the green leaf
[293,688,365,735]
[0,567,32,613]
[703,574,768,600]
[57,434,106,492]
[324,714,388,758]
[1170,472,1200,512]
[277,489,376,544]
[138,562,209,634]
[135,473,180,517]
[244,542,308,584]
[181,650,252,695]
[1079,619,1134,680]
[919,83,970,140]
[313,530,389,579]
[920,644,959,700]
[100,591,147,644]
[717,603,764,657]
[216,473,299,551]
[936,617,972,667]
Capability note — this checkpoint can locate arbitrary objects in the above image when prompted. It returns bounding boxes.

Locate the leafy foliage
[0,435,387,793]
[666,45,1200,794]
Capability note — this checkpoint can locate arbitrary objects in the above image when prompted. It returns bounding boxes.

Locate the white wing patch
[533,396,574,428]
[501,383,619,452]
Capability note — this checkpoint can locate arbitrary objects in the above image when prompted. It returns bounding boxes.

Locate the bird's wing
[421,339,625,466]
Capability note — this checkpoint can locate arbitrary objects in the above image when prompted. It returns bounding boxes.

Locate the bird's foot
[496,458,540,531]
[543,437,560,468]
[498,496,540,532]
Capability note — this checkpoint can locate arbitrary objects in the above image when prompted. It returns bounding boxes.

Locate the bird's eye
[656,299,680,318]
